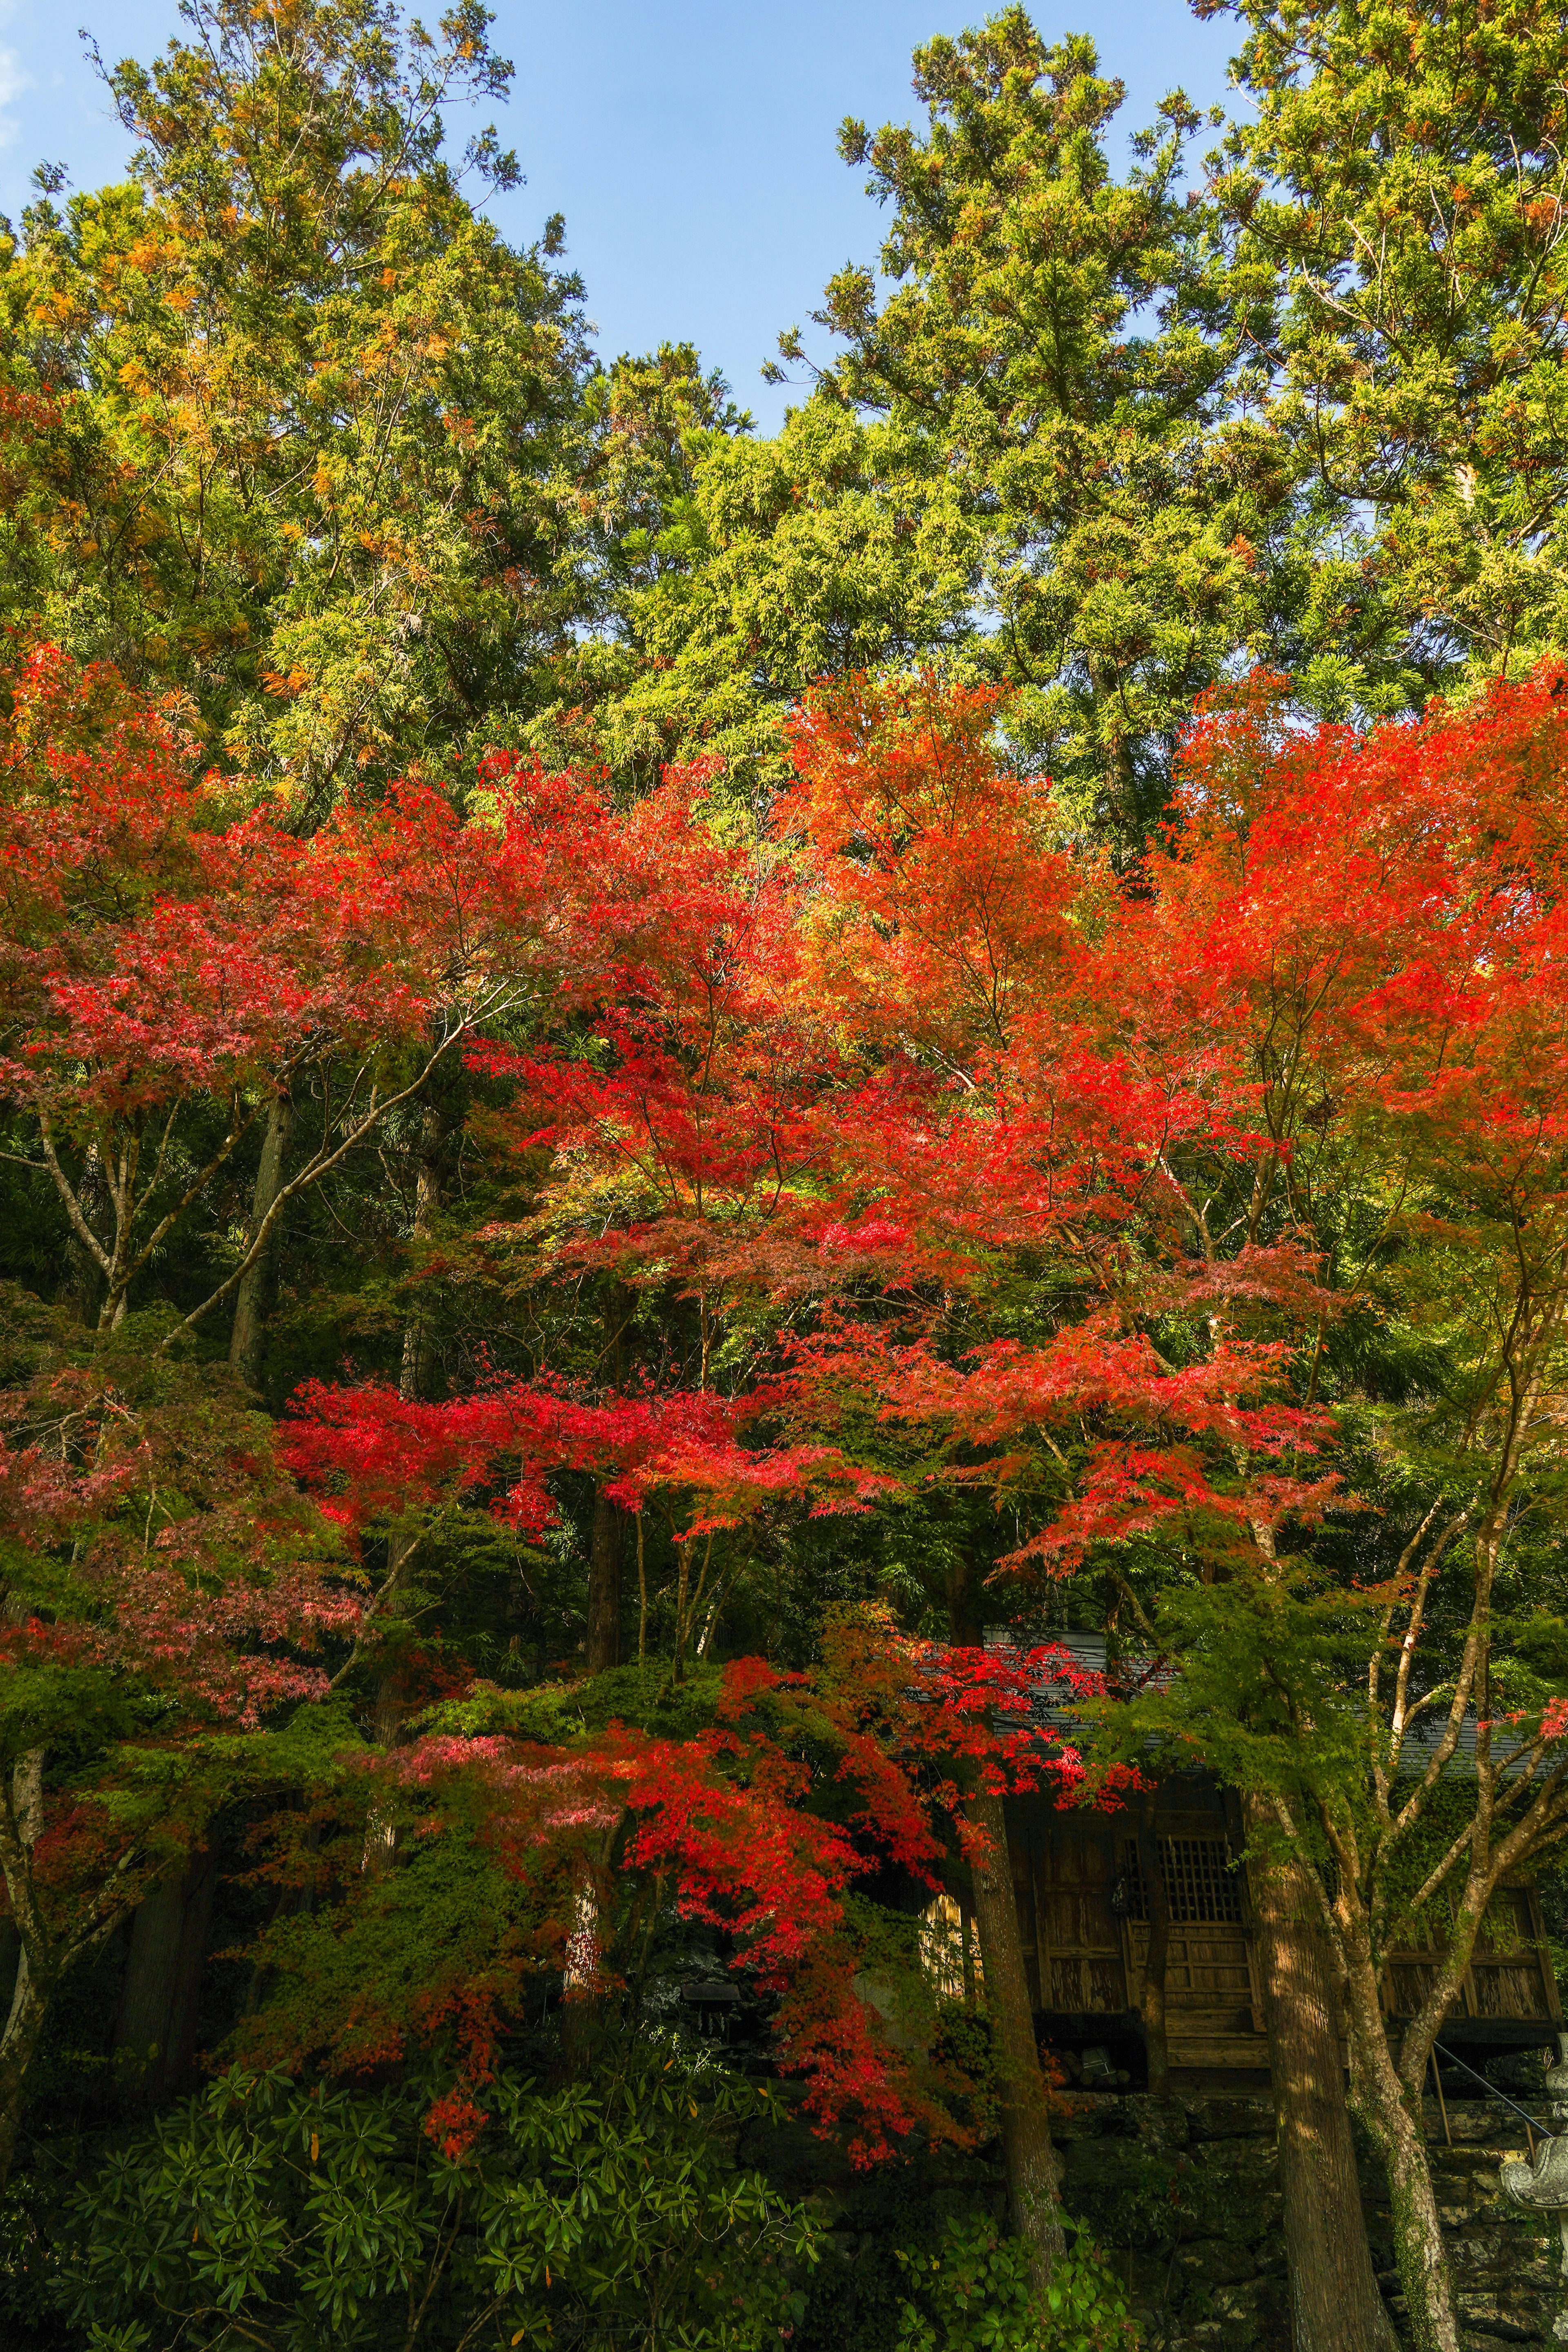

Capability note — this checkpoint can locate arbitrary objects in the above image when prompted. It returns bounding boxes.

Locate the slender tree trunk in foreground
[229,1092,293,1390]
[948,1566,1064,2290]
[1242,1798,1397,2352]
[967,1785,1065,2293]
[362,1570,415,1874]
[635,1515,648,1662]
[1340,1947,1461,2352]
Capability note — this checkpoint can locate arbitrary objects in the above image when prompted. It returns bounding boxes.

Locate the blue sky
[0,0,1239,430]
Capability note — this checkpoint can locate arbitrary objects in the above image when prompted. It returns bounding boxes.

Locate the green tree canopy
[0,0,591,811]
[1209,0,1568,690]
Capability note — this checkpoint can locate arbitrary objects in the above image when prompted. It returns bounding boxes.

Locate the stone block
[1063,2135,1151,2189]
[1454,2294,1548,2343]
[1184,2275,1292,2351]
[1173,2236,1259,2288]
[1185,2094,1276,2143]
[1056,2090,1190,2149]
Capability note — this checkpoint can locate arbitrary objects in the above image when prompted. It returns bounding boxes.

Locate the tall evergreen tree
[0,0,591,810]
[1207,0,1568,691]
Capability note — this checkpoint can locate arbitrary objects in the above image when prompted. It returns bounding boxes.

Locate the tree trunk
[163,1854,216,2086]
[587,1488,622,1674]
[1339,1949,1460,2352]
[560,1859,613,2071]
[361,1106,447,1856]
[967,1786,1065,2293]
[1134,1802,1171,2100]
[114,1870,184,2082]
[1242,1801,1397,2352]
[228,1092,293,1390]
[588,1282,633,1675]
[945,1563,1064,2290]
[1085,653,1142,832]
[114,1852,216,2100]
[397,1106,445,1406]
[362,1619,414,1874]
[0,1938,50,2183]
[0,1749,48,2180]
[58,1145,111,1327]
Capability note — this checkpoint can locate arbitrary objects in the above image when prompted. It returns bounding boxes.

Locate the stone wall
[764,2084,1565,2350]
[1056,2088,1287,2348]
[1056,2087,1562,2349]
[1392,2094,1561,2350]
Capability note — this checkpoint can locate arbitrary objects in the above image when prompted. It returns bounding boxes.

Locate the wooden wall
[1009,1782,1560,2075]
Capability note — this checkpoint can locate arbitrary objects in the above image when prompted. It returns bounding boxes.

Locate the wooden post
[1428,2048,1452,2148]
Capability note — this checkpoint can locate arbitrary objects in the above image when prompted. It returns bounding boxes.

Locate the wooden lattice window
[918,1891,982,2000]
[1122,1837,1243,1925]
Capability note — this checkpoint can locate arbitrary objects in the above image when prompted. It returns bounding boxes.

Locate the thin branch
[156,993,520,1355]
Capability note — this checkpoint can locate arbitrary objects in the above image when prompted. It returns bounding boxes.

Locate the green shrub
[895,2213,1136,2352]
[60,2042,820,2350]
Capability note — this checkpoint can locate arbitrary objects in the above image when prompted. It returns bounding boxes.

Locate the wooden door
[1015,1813,1128,2015]
[1125,1833,1267,2069]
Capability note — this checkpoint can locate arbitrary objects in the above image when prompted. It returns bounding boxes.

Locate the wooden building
[1006,1774,1269,2082]
[988,1635,1561,2088]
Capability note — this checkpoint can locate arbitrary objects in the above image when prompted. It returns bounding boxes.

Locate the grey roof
[983,1628,1524,1778]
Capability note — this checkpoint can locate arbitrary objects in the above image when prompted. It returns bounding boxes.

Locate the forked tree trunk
[587,1489,621,1674]
[0,1751,147,2177]
[229,1093,293,1390]
[0,1749,47,2182]
[59,1145,112,1327]
[1242,1799,1396,2352]
[0,1940,50,2182]
[967,1785,1065,2293]
[1340,1949,1461,2352]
